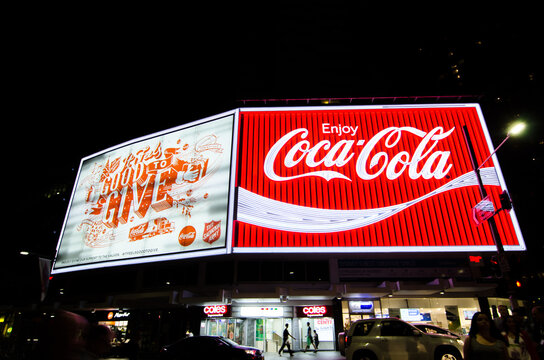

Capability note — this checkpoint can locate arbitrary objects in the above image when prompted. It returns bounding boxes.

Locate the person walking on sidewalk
[304,322,317,353]
[279,323,296,356]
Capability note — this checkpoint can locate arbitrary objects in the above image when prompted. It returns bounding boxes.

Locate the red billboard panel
[234,105,525,253]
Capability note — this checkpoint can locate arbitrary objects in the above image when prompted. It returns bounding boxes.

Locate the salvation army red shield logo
[203,220,221,244]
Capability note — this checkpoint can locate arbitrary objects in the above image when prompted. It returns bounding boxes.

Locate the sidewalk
[265,350,345,360]
[105,350,345,360]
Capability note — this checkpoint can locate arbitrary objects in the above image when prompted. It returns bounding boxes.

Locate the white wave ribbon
[237,167,500,233]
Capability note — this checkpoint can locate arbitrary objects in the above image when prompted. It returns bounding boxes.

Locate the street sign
[472,195,495,226]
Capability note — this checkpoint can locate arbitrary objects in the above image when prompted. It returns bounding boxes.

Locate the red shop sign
[296,306,332,318]
[203,305,231,318]
[234,105,525,253]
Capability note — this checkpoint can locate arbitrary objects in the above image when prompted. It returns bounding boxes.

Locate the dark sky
[6,5,543,267]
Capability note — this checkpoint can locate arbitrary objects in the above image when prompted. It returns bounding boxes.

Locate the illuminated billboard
[234,104,525,253]
[52,111,237,273]
[52,104,526,273]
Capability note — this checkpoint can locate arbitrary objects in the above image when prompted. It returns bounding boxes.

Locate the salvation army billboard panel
[52,111,237,273]
[234,104,525,253]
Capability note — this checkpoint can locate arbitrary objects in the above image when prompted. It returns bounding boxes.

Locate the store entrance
[202,317,293,352]
[203,318,246,345]
[264,318,289,353]
[202,316,335,352]
[243,318,294,353]
[297,317,335,351]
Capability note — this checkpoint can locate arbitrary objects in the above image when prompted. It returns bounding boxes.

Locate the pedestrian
[313,330,319,350]
[494,305,510,331]
[513,308,530,331]
[31,310,89,360]
[503,315,539,360]
[304,322,316,353]
[529,305,544,360]
[463,311,509,360]
[81,324,114,360]
[278,323,295,357]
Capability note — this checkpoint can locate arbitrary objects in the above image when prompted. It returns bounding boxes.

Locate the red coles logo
[203,305,229,317]
[302,306,327,317]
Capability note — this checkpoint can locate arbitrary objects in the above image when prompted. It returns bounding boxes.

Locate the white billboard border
[232,103,527,254]
[51,109,239,274]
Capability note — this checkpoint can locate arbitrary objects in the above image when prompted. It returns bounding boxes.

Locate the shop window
[236,260,330,282]
[284,262,305,281]
[237,261,260,281]
[353,321,375,336]
[142,262,198,287]
[261,261,283,281]
[380,320,415,336]
[183,263,199,285]
[307,261,329,281]
[206,261,234,284]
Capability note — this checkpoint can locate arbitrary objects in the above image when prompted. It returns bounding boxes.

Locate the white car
[413,323,466,340]
[338,331,346,355]
[345,318,464,360]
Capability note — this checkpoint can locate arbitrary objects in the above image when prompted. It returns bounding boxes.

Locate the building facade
[2,104,527,356]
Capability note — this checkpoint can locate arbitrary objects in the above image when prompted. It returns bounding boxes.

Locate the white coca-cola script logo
[264,125,455,182]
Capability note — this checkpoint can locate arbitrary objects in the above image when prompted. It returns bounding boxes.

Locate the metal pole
[462,125,516,306]
[477,134,511,170]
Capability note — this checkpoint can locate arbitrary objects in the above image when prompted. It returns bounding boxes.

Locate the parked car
[338,331,347,355]
[413,323,464,340]
[160,336,264,360]
[345,318,464,360]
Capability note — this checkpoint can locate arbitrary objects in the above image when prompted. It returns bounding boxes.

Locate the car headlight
[245,349,257,356]
[456,339,464,346]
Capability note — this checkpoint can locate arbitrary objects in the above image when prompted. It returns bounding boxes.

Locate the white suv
[345,318,464,360]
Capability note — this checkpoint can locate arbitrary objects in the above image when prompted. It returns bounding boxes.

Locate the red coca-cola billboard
[234,104,525,253]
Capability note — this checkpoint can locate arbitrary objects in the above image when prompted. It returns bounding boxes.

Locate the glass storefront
[94,310,132,356]
[202,318,246,344]
[201,316,286,351]
[200,305,335,352]
[342,297,481,336]
[296,317,335,350]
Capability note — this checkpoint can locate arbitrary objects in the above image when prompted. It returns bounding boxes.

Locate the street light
[462,121,526,308]
[508,122,526,136]
[17,249,53,302]
[477,121,526,170]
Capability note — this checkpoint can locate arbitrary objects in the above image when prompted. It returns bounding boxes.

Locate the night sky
[5,5,543,291]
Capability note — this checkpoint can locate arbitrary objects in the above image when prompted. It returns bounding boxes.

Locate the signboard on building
[52,111,237,273]
[51,104,526,274]
[349,301,374,314]
[296,305,333,318]
[239,306,284,318]
[107,311,131,320]
[472,195,495,226]
[234,104,525,253]
[203,305,232,318]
